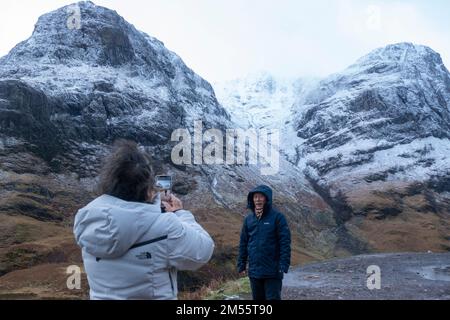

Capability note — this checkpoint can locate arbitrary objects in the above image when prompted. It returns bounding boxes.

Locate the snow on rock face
[0,1,230,176]
[213,72,319,162]
[214,71,319,130]
[296,43,450,147]
[290,43,450,187]
[215,43,450,197]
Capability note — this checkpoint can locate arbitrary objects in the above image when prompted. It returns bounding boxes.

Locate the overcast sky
[0,0,449,82]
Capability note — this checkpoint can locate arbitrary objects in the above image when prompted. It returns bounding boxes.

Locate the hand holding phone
[161,194,183,213]
[155,175,173,212]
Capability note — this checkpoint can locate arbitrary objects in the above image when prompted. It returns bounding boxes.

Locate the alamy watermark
[170,121,280,175]
[67,4,82,30]
[66,265,81,290]
[366,5,382,31]
[366,265,381,290]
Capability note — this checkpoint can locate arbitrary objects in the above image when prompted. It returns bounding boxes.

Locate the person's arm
[237,217,249,274]
[276,213,291,273]
[166,210,214,270]
[163,195,215,271]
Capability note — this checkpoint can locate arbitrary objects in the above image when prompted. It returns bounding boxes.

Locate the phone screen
[155,175,172,191]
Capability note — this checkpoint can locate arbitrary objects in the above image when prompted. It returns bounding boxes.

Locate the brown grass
[0,263,89,299]
[345,181,450,253]
[0,215,67,248]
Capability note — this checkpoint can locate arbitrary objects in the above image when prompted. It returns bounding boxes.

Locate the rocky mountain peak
[356,43,444,66]
[0,0,226,111]
[0,1,230,176]
[5,1,157,69]
[345,42,450,81]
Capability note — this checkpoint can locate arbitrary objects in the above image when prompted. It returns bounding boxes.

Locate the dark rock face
[97,26,135,66]
[0,80,60,161]
[172,180,197,195]
[0,1,230,177]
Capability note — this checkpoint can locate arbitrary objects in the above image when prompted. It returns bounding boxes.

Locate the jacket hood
[73,193,162,259]
[247,185,273,211]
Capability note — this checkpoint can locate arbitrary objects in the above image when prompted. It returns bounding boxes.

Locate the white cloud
[0,0,449,82]
[335,0,450,70]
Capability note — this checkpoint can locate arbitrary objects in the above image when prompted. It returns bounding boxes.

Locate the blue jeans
[249,278,282,300]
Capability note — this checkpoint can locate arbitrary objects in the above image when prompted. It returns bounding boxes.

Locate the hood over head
[247,185,273,211]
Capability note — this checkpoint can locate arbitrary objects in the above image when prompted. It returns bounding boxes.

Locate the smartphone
[155,175,172,191]
[156,175,172,213]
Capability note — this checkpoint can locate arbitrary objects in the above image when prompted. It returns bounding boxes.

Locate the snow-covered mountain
[216,43,450,254]
[214,72,318,129]
[216,43,450,192]
[0,1,230,177]
[292,43,450,191]
[213,72,319,160]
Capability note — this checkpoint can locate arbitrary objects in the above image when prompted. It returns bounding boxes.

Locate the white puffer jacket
[73,194,214,300]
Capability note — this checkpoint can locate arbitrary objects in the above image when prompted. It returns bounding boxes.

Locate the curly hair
[98,140,155,203]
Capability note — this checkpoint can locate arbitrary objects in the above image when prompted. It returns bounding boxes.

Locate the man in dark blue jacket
[237,185,291,300]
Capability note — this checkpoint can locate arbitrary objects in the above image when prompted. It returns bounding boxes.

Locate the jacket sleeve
[276,213,291,273]
[166,210,215,271]
[237,217,248,273]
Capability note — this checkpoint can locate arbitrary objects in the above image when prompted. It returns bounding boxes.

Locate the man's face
[253,193,266,210]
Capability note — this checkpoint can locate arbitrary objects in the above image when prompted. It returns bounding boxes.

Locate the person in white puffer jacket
[73,140,214,300]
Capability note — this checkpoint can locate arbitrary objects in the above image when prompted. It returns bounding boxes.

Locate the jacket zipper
[129,235,168,250]
[168,269,174,295]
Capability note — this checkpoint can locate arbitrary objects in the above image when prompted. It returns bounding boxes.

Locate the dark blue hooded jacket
[237,185,291,279]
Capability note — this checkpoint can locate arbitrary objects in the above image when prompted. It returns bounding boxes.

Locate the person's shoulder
[79,194,109,210]
[243,211,254,221]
